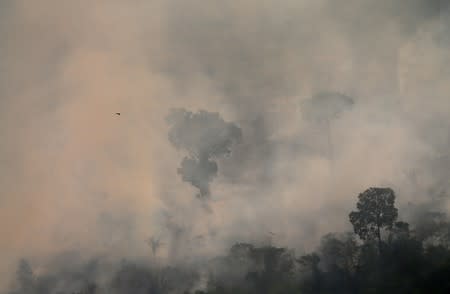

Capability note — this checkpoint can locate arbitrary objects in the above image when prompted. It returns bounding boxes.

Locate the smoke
[1,0,449,291]
[166,108,242,199]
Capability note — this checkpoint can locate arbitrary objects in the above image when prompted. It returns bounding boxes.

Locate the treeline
[197,187,450,294]
[8,187,450,294]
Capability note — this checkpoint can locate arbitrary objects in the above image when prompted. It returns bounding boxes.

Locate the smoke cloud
[0,0,449,291]
[167,108,242,198]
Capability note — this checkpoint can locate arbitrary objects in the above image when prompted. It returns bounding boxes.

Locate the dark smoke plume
[166,109,242,198]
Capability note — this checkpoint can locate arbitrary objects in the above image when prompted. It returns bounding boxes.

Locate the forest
[2,1,450,293]
[9,187,450,294]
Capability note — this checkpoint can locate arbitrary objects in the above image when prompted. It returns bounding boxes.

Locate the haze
[1,0,449,291]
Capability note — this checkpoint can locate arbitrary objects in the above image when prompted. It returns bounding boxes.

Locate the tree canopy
[349,187,398,251]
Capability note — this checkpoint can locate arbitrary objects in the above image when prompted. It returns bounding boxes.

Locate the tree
[301,91,354,161]
[245,245,296,294]
[349,187,398,253]
[297,253,321,293]
[16,259,34,294]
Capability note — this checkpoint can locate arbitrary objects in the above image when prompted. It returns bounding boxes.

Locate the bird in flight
[115,112,121,115]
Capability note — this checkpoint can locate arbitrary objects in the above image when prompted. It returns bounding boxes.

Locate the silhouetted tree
[245,245,296,294]
[349,187,398,253]
[301,91,354,160]
[297,253,321,293]
[16,259,34,294]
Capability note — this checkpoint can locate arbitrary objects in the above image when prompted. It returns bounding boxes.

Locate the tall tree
[349,187,398,253]
[301,91,354,161]
[16,259,34,294]
[297,253,321,293]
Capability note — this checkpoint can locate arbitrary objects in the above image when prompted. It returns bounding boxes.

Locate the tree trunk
[377,224,382,254]
[326,118,333,162]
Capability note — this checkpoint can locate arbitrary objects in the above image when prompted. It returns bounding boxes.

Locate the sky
[0,0,449,290]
